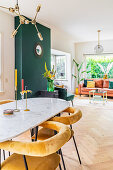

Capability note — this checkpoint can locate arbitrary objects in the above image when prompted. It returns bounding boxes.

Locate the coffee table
[89,90,107,104]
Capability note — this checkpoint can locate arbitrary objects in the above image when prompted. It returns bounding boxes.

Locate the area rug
[73,97,113,110]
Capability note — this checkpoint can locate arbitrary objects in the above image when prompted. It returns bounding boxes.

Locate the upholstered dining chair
[32,107,82,169]
[0,100,14,160]
[50,107,82,164]
[0,100,14,105]
[0,121,72,170]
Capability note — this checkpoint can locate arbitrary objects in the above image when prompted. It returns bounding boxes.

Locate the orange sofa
[78,79,113,97]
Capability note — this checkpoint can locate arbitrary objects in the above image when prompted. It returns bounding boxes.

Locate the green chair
[55,87,75,106]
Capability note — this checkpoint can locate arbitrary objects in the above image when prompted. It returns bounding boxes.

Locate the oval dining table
[0,98,69,142]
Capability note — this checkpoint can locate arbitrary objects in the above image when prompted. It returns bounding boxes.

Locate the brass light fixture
[94,30,103,54]
[0,0,43,41]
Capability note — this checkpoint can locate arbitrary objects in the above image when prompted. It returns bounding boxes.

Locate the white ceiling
[0,0,113,42]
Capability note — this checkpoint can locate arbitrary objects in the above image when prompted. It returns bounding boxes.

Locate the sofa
[78,79,113,97]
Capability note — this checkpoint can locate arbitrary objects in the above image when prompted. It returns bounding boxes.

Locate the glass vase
[47,79,54,92]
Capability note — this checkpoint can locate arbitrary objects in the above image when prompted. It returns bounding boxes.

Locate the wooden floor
[58,104,113,170]
[2,99,113,170]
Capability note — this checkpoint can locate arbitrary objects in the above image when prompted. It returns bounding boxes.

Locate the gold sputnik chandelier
[0,0,43,41]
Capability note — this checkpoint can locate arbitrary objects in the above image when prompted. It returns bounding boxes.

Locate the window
[85,54,113,78]
[51,55,66,80]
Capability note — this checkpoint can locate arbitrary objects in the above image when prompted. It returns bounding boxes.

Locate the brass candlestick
[14,90,20,112]
[20,90,32,111]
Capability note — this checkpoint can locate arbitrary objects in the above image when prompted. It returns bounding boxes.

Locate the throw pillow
[84,79,93,87]
[94,79,103,88]
[109,81,113,89]
[103,80,109,88]
[87,81,95,88]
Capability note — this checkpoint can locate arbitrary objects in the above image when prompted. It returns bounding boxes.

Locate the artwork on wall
[35,43,43,57]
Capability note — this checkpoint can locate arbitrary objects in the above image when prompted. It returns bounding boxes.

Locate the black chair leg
[59,163,62,170]
[71,100,74,106]
[3,150,5,160]
[9,151,10,156]
[35,126,38,141]
[23,155,28,170]
[59,149,66,170]
[70,124,81,164]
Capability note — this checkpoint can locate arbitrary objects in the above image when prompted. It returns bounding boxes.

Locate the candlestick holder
[20,90,32,111]
[14,90,20,112]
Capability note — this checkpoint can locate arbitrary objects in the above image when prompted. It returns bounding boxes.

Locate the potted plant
[43,63,56,92]
[72,59,90,95]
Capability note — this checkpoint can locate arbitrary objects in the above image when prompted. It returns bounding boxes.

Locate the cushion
[84,79,93,87]
[109,81,113,89]
[94,79,103,88]
[103,80,109,88]
[87,81,95,88]
[1,153,60,170]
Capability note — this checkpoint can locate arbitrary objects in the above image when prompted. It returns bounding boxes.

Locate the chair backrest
[49,107,82,125]
[0,100,14,105]
[0,121,72,157]
[55,87,67,100]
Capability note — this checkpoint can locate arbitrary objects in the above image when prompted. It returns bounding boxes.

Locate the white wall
[51,27,75,92]
[0,11,14,100]
[75,39,113,63]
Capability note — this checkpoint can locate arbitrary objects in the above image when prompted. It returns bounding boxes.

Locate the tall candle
[15,69,17,91]
[22,79,24,91]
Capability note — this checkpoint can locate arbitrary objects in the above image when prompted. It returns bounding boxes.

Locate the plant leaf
[106,62,113,74]
[45,62,48,72]
[73,59,79,67]
[78,62,83,72]
[72,74,77,79]
[80,78,85,81]
[97,63,105,74]
[81,70,86,73]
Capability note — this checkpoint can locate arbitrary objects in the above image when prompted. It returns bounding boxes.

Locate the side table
[35,90,58,98]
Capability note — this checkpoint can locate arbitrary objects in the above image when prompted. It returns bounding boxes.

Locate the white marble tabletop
[0,98,69,142]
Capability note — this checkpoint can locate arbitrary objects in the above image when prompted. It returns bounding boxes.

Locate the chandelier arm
[98,31,100,46]
[17,0,18,5]
[0,6,9,10]
[34,24,39,33]
[16,23,22,31]
[34,11,38,20]
[34,5,41,20]
[14,11,20,16]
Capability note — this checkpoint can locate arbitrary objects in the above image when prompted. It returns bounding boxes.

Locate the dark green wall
[15,17,51,99]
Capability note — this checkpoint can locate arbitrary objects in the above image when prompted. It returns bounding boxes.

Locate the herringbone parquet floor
[59,104,113,170]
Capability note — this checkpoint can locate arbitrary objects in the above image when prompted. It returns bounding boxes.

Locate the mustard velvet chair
[33,107,82,167]
[0,100,14,160]
[0,100,14,105]
[0,121,72,170]
[50,107,82,164]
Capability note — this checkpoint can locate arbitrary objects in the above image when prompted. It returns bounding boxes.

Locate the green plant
[72,59,90,86]
[86,56,113,78]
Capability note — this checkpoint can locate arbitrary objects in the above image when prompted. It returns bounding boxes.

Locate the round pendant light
[94,30,104,54]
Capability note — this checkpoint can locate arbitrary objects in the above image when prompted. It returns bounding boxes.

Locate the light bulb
[11,29,17,38]
[38,32,43,41]
[37,5,41,12]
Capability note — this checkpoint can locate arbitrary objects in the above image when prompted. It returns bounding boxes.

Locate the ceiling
[0,0,113,42]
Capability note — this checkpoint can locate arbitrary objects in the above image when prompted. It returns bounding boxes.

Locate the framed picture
[35,43,43,57]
